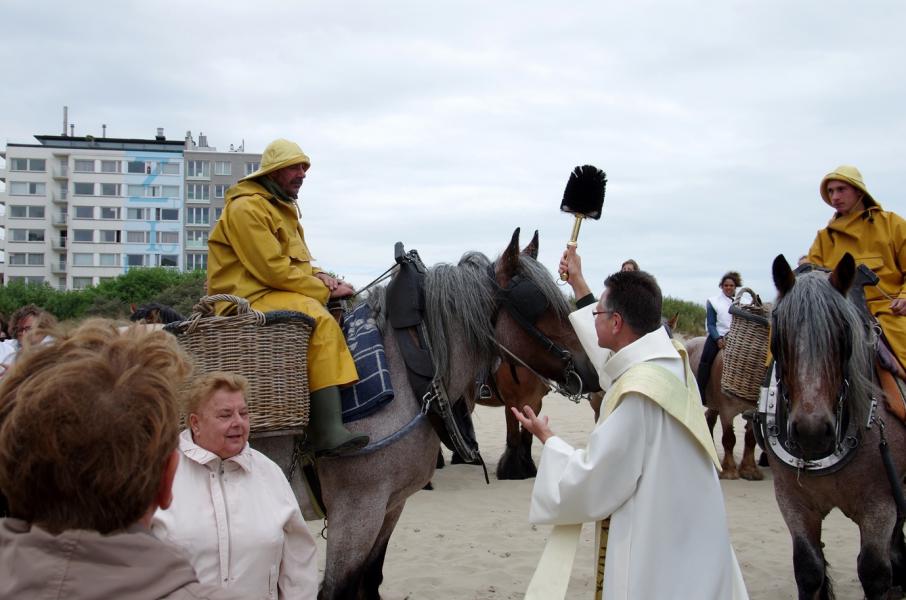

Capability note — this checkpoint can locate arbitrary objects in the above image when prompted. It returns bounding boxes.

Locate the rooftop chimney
[70,124,75,137]
[63,106,69,137]
[198,132,208,148]
[102,124,107,138]
[155,127,165,141]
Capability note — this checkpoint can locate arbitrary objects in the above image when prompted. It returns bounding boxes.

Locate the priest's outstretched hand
[511,405,553,444]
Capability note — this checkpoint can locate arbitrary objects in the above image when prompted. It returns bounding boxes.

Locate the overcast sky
[3,1,905,305]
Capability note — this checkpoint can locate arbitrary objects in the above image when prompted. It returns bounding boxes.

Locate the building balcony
[52,213,69,227]
[52,190,68,204]
[53,165,69,179]
[185,239,207,249]
[51,262,67,274]
[51,239,67,250]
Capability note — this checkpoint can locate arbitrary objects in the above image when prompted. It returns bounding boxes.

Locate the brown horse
[764,254,906,599]
[254,229,601,599]
[685,337,763,480]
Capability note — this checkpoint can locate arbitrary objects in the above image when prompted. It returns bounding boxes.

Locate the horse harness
[752,262,906,517]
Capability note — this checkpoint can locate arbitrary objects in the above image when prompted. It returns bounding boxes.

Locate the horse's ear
[829,252,856,296]
[521,230,539,260]
[499,228,521,276]
[772,254,795,297]
[130,303,137,314]
[667,312,679,331]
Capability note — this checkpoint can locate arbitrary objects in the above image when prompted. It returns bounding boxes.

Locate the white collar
[178,428,253,473]
[601,327,679,389]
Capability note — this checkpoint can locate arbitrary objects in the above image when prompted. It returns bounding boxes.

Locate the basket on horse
[720,287,771,403]
[164,294,315,435]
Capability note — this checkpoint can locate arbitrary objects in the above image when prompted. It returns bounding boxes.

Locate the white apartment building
[0,128,260,290]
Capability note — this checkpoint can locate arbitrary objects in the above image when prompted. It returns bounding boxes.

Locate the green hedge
[662,296,705,337]
[0,268,207,322]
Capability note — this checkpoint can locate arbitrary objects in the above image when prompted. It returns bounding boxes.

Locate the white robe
[530,314,748,600]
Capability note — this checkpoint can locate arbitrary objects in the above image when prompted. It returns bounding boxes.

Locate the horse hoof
[450,451,466,465]
[739,468,764,481]
[719,469,740,480]
[422,481,434,491]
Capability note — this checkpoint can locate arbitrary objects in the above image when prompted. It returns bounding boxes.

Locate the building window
[214,207,223,221]
[187,160,210,178]
[74,182,95,195]
[126,230,149,244]
[8,253,44,266]
[159,254,178,267]
[186,207,210,225]
[99,207,120,219]
[187,184,210,201]
[100,160,121,173]
[74,206,94,219]
[214,161,232,176]
[10,182,46,196]
[127,160,149,174]
[159,162,180,175]
[156,208,179,221]
[8,276,45,285]
[73,253,94,267]
[127,184,145,197]
[100,183,121,197]
[99,230,121,243]
[10,158,46,172]
[126,254,146,267]
[162,185,180,197]
[157,231,179,244]
[185,252,208,271]
[245,162,259,175]
[99,253,120,267]
[9,205,45,219]
[74,159,95,172]
[126,207,148,220]
[72,277,93,290]
[214,184,227,199]
[72,230,94,243]
[187,229,209,242]
[9,229,45,242]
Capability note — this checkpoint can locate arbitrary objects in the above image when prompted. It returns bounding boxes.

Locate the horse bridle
[485,263,585,401]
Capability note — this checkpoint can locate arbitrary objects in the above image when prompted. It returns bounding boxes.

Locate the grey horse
[254,229,599,599]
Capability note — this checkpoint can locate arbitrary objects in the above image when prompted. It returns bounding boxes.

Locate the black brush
[559,165,606,280]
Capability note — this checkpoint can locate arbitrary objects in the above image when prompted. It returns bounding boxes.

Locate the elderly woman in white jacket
[152,372,318,600]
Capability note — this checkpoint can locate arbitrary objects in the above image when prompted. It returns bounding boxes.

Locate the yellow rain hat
[819,165,876,207]
[240,138,311,182]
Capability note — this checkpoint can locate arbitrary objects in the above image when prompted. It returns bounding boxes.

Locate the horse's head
[771,253,875,459]
[488,228,601,396]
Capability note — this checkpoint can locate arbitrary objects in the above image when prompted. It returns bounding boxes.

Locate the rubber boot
[307,386,369,457]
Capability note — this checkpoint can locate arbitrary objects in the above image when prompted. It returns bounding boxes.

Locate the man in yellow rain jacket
[807,165,906,368]
[208,138,368,456]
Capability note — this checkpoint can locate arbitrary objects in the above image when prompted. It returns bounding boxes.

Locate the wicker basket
[720,288,771,403]
[164,294,316,434]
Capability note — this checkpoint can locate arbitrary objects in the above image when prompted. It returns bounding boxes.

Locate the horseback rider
[806,165,906,370]
[207,138,369,457]
[696,271,741,403]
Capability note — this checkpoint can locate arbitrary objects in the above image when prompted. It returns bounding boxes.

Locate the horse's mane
[365,250,569,388]
[773,271,880,427]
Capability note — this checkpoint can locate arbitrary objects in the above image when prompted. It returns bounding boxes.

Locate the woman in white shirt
[152,372,318,600]
[696,271,741,400]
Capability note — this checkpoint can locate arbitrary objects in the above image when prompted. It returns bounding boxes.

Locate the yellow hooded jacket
[807,205,906,366]
[207,179,358,392]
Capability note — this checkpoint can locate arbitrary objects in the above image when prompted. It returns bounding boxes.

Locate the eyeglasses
[592,309,616,318]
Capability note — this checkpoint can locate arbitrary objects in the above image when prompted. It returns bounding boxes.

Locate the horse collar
[755,364,862,475]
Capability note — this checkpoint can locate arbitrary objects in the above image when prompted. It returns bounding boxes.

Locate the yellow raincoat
[208,179,358,392]
[807,205,906,366]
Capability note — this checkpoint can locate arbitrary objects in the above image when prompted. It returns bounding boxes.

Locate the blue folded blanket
[340,302,395,422]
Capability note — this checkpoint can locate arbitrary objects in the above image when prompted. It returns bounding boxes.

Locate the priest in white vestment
[514,250,748,600]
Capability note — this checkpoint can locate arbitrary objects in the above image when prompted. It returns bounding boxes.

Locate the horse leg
[517,398,541,478]
[737,421,764,481]
[706,407,718,435]
[318,497,388,600]
[856,508,898,600]
[718,412,739,480]
[497,401,532,480]
[779,504,832,600]
[891,519,906,590]
[360,504,406,600]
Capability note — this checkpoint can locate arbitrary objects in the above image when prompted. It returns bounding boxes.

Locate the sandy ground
[308,396,869,599]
